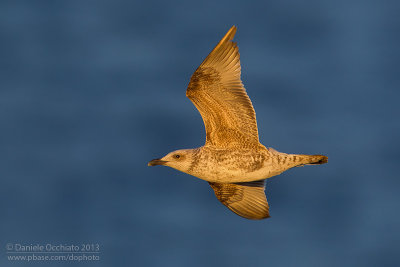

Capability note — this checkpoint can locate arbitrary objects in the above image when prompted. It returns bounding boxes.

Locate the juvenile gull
[148,26,328,220]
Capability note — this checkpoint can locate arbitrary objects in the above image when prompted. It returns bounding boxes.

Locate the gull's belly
[202,162,282,183]
[189,149,283,183]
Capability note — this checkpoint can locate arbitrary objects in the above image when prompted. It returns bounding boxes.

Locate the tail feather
[306,155,328,165]
[268,148,328,168]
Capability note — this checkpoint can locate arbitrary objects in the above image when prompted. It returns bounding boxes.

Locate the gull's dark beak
[148,158,168,166]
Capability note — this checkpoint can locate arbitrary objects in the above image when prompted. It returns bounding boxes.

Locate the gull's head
[148,149,196,173]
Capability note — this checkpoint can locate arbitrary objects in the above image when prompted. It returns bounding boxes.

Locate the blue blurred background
[1,0,399,266]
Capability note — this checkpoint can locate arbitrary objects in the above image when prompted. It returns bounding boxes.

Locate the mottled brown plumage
[148,26,328,220]
[186,26,259,149]
[209,180,269,220]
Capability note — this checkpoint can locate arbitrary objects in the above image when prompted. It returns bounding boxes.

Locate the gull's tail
[267,148,328,168]
[304,154,328,165]
[287,154,328,168]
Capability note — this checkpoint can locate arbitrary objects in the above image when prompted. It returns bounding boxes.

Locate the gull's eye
[174,154,180,159]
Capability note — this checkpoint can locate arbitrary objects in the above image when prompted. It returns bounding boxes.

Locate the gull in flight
[148,26,328,220]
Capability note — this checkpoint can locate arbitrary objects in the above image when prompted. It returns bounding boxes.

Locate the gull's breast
[187,147,274,183]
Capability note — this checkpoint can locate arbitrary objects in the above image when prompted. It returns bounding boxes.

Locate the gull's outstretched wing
[186,26,260,149]
[209,180,270,220]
